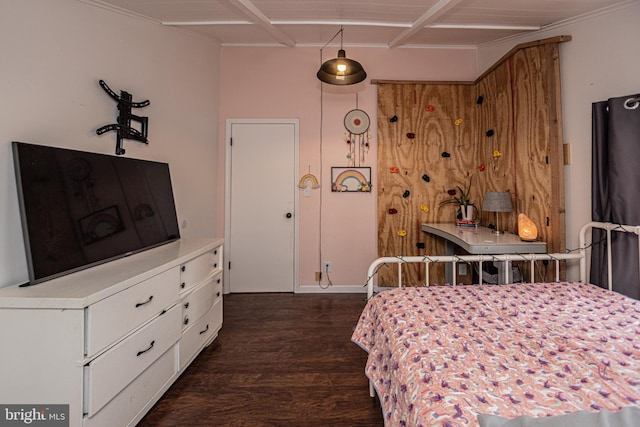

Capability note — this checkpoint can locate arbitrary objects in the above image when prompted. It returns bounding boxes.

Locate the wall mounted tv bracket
[96,79,150,155]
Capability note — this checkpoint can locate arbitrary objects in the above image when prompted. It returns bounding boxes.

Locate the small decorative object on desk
[456,219,478,228]
[439,175,476,222]
[518,213,538,241]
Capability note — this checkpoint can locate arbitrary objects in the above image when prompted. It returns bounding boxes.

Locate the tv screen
[12,142,181,285]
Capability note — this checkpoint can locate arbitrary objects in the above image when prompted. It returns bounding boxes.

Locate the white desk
[422,223,547,283]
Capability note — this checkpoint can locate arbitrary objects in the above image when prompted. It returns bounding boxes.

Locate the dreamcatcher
[344,109,370,166]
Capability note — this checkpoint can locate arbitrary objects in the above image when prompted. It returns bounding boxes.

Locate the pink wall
[218,45,477,289]
[0,0,221,288]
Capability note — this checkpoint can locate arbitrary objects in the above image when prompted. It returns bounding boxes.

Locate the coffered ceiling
[87,0,630,47]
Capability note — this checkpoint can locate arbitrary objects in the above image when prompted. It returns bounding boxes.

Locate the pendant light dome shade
[317,49,367,85]
[317,27,366,85]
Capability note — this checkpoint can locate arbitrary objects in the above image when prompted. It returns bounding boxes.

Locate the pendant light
[317,27,367,85]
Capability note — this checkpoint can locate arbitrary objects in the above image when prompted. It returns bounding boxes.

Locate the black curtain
[591,93,640,299]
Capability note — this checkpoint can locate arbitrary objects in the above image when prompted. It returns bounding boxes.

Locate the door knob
[286,212,292,218]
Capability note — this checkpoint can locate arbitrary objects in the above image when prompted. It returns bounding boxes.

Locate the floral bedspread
[351,282,640,426]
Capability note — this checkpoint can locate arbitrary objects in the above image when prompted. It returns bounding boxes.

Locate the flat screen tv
[12,141,181,285]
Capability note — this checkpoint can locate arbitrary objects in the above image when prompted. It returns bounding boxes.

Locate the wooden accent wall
[376,37,568,286]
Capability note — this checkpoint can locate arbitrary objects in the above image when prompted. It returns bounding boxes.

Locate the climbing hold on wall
[390,115,398,122]
[455,118,463,126]
[478,164,486,171]
[477,95,484,105]
[398,230,407,237]
[420,204,430,213]
[388,208,398,214]
[486,129,494,137]
[407,132,415,139]
[416,242,425,249]
[402,190,411,198]
[421,174,430,182]
[493,150,503,158]
[390,167,399,173]
[441,152,451,158]
[425,105,435,111]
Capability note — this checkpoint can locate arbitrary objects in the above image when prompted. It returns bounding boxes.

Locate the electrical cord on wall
[322,270,334,289]
[318,48,325,288]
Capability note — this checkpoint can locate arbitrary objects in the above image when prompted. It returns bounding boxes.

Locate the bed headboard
[366,221,640,299]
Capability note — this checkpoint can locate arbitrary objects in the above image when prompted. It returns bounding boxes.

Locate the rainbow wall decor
[331,167,371,192]
[298,173,320,189]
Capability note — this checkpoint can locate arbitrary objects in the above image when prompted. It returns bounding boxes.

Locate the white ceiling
[89,0,629,48]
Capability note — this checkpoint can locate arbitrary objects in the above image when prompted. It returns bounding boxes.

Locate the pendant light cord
[317,26,349,289]
[320,26,344,52]
[318,71,333,289]
[318,50,328,288]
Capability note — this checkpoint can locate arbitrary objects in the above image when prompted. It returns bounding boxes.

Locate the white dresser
[0,238,223,427]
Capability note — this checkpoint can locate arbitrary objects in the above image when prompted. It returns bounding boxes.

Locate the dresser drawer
[83,345,177,427]
[179,301,222,370]
[84,304,181,417]
[85,267,180,357]
[179,247,222,292]
[181,272,222,330]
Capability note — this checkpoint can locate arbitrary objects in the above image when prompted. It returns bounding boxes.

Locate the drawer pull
[199,324,209,335]
[136,340,155,357]
[181,265,186,272]
[135,295,154,308]
[184,302,190,309]
[216,292,221,297]
[180,282,186,289]
[184,316,189,325]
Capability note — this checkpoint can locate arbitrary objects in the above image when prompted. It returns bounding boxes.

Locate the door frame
[224,118,299,294]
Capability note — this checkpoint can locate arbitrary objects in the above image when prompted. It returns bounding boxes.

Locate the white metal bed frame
[366,221,640,299]
[364,221,640,398]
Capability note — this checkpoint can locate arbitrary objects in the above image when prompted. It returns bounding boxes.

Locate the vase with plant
[439,176,476,222]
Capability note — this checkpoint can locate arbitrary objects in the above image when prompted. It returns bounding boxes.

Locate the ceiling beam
[428,24,541,31]
[220,0,296,47]
[270,20,411,28]
[389,0,465,48]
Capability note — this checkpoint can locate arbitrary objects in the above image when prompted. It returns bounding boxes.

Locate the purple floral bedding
[351,282,640,426]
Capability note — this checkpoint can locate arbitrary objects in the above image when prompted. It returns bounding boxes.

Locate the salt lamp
[518,213,538,241]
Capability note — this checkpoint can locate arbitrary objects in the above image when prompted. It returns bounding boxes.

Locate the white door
[225,120,298,293]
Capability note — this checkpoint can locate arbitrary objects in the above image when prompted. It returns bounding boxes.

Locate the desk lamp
[482,192,512,234]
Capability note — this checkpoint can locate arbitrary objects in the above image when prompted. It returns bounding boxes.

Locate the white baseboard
[296,284,367,293]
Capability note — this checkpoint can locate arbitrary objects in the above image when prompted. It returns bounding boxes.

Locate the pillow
[477,406,640,427]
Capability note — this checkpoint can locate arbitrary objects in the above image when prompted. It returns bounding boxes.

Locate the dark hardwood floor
[138,293,383,427]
